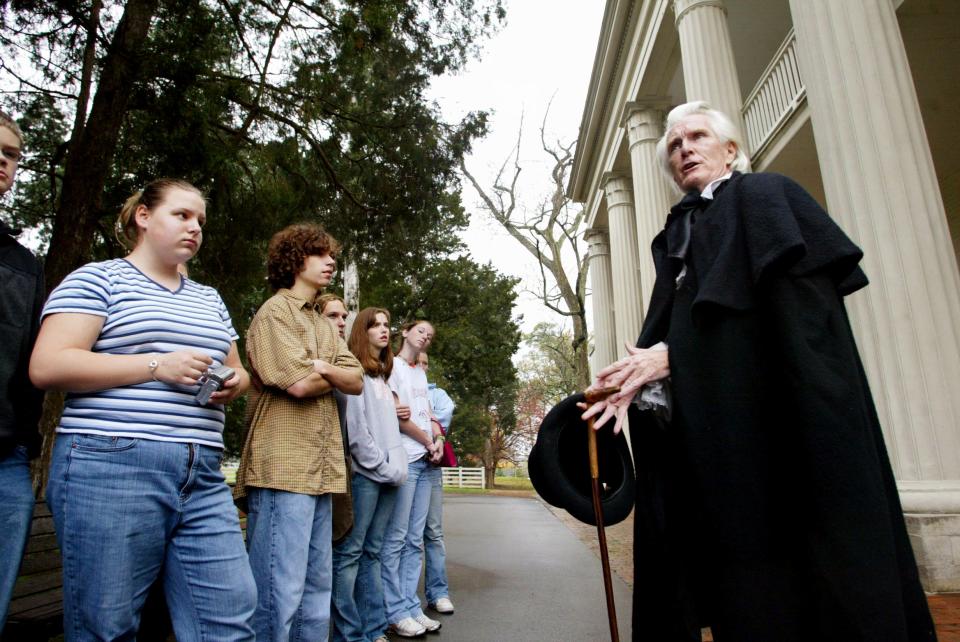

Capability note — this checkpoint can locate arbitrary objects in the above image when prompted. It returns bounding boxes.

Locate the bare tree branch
[462,105,591,389]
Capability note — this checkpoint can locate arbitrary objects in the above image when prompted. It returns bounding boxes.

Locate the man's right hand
[581,343,670,433]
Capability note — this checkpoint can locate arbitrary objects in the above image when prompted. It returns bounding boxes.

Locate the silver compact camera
[195,366,235,405]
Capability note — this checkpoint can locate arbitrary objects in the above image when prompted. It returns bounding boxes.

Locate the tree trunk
[482,433,497,489]
[35,0,161,495]
[571,311,591,390]
[44,0,160,292]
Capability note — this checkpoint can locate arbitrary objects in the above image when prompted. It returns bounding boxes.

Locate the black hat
[528,392,635,526]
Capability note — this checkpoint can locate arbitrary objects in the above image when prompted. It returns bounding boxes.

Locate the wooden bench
[4,501,63,640]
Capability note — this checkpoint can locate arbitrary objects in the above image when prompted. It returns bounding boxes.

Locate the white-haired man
[583,101,935,641]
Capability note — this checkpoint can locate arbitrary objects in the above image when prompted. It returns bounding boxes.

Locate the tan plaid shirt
[234,289,362,503]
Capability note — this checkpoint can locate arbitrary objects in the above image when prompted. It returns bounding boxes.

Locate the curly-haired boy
[235,222,363,640]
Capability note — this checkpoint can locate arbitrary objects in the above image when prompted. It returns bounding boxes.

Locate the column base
[906,513,960,592]
[900,481,960,592]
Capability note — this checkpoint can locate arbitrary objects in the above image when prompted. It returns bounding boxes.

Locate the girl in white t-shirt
[380,320,444,638]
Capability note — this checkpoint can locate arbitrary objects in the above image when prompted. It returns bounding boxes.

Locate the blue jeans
[246,488,333,642]
[0,446,34,630]
[46,434,256,642]
[423,464,450,603]
[381,456,432,623]
[331,473,398,642]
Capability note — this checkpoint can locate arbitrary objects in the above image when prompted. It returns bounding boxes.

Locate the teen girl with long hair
[331,307,408,642]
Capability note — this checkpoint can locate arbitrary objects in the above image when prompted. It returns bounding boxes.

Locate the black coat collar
[638,172,867,347]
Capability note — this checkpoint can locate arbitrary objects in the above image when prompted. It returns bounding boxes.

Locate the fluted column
[601,172,645,355]
[673,0,744,131]
[585,229,618,376]
[624,101,676,312]
[790,0,960,503]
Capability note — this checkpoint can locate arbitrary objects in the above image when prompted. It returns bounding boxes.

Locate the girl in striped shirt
[30,179,257,641]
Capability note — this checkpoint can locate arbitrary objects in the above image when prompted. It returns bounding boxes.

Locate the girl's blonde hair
[116,178,203,250]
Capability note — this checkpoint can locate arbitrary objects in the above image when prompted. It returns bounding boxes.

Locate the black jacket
[0,220,45,458]
[630,173,936,641]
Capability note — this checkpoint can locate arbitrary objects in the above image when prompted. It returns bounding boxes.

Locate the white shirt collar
[700,172,733,200]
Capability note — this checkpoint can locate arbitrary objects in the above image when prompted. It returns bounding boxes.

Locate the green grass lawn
[492,476,533,491]
[441,486,490,495]
[440,476,533,494]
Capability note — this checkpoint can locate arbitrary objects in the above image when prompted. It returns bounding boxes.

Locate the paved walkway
[405,492,960,642]
[403,494,632,641]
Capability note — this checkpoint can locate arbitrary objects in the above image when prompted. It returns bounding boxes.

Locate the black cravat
[638,192,706,346]
[665,191,707,262]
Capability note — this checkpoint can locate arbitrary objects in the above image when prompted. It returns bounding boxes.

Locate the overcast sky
[428,1,605,335]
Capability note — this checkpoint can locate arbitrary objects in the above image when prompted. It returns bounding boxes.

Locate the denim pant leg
[399,463,433,619]
[332,474,383,642]
[46,435,172,641]
[293,493,332,642]
[0,446,35,629]
[247,488,332,642]
[357,483,398,641]
[381,458,426,623]
[162,445,255,642]
[422,465,450,603]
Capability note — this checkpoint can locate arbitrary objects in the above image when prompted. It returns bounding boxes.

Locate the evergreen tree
[0,0,510,478]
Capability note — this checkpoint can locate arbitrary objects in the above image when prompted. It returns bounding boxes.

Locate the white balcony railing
[742,29,806,159]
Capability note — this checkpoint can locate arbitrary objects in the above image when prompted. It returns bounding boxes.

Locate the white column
[789,0,960,495]
[585,229,618,376]
[624,101,676,312]
[601,172,645,355]
[673,0,744,131]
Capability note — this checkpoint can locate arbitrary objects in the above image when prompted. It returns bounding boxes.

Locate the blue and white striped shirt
[42,259,239,448]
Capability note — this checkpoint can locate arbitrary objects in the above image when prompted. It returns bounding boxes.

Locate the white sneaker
[429,596,455,614]
[389,617,427,638]
[414,613,442,632]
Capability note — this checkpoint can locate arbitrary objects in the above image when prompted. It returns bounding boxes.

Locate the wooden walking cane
[583,385,622,642]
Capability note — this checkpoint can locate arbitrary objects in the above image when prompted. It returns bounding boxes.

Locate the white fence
[442,467,485,489]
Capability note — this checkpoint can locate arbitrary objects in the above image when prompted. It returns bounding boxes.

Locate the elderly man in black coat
[582,101,936,641]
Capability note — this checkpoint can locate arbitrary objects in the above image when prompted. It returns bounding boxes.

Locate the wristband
[148,356,160,381]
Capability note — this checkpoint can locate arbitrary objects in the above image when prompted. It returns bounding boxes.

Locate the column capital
[600,171,633,196]
[673,0,726,25]
[584,228,611,256]
[622,100,672,149]
[621,99,672,127]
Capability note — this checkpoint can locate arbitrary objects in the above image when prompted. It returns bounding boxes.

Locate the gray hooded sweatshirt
[346,373,408,485]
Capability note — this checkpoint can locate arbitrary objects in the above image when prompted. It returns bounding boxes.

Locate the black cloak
[629,172,936,641]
